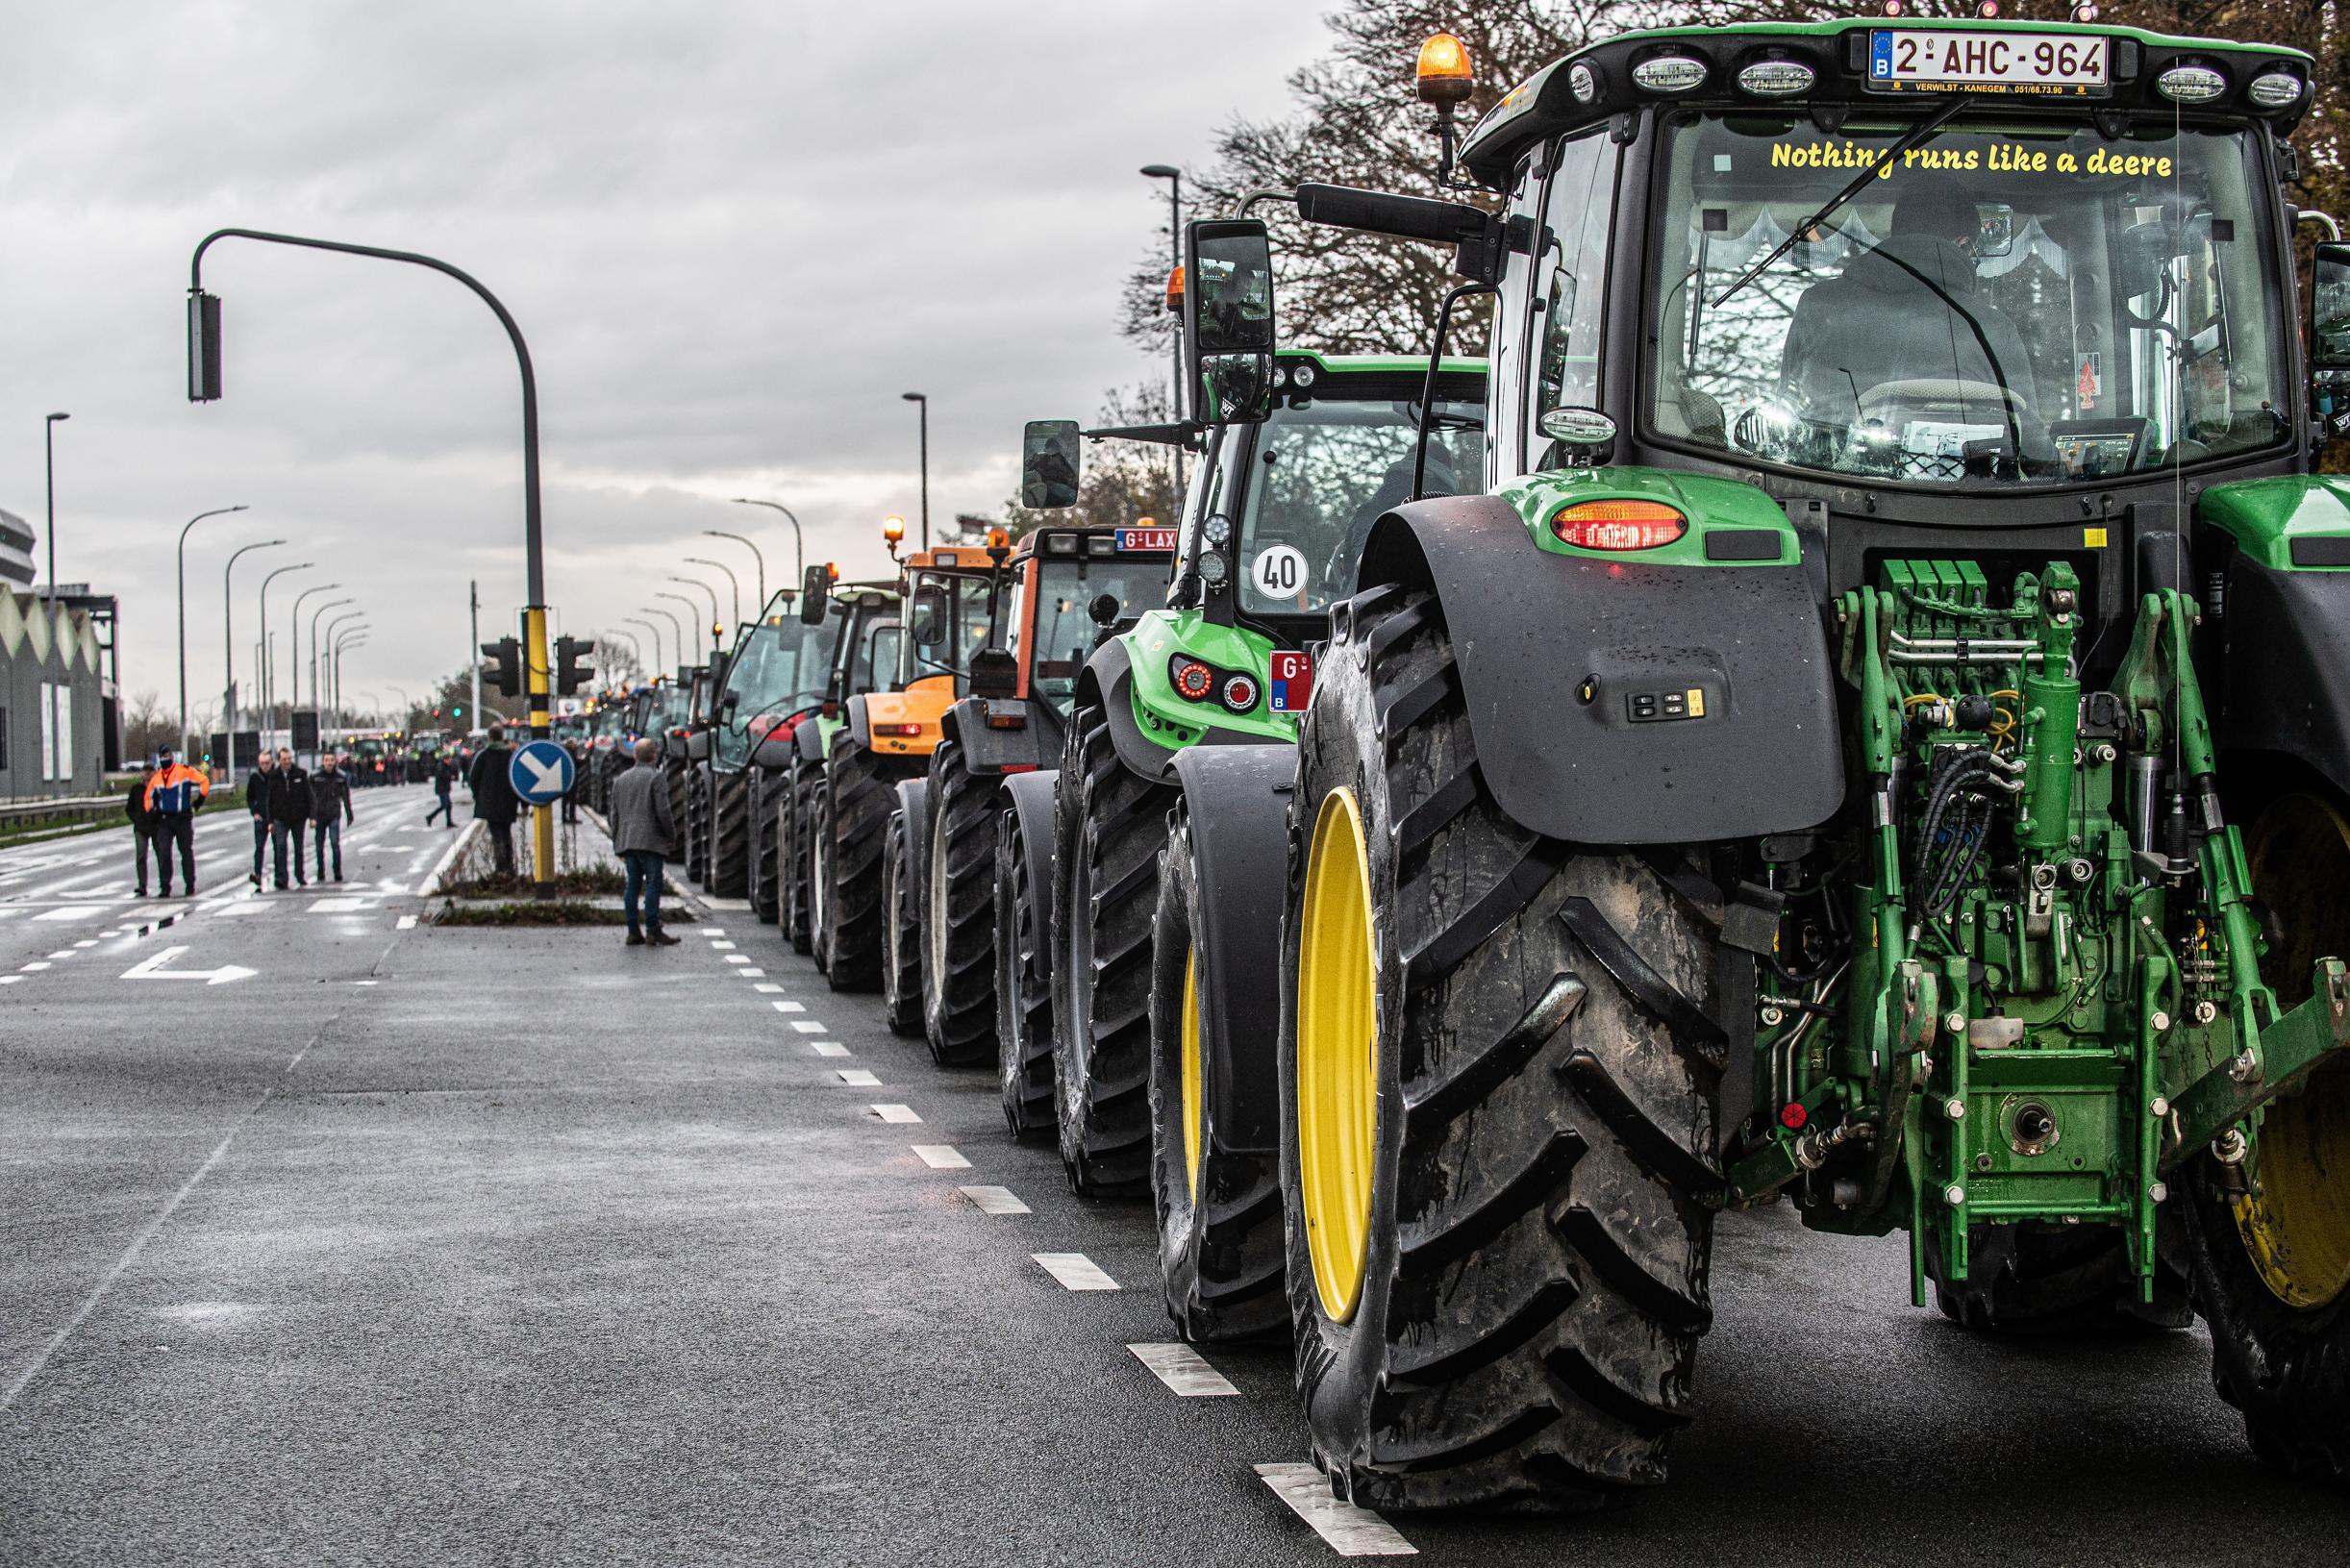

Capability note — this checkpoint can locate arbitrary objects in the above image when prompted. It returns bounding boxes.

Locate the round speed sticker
[1251,544,1308,599]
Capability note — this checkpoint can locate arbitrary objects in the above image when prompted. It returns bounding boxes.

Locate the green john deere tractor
[1167,15,2350,1513]
[1036,345,1485,1266]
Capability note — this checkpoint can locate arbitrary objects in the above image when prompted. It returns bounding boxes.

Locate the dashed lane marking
[957,1186,1029,1215]
[738,967,765,977]
[811,1042,852,1058]
[754,983,784,994]
[725,956,751,965]
[397,915,418,931]
[1128,1343,1240,1398]
[912,1145,970,1169]
[71,940,96,949]
[19,962,50,972]
[772,1000,805,1013]
[790,1020,827,1034]
[1254,1464,1417,1556]
[310,897,370,912]
[1033,1254,1117,1291]
[699,927,727,936]
[836,1068,881,1086]
[34,906,109,921]
[871,1105,921,1124]
[710,940,738,950]
[0,976,20,985]
[46,951,77,960]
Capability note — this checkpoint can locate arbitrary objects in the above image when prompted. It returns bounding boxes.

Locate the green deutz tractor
[1037,347,1487,1233]
[1170,16,2350,1512]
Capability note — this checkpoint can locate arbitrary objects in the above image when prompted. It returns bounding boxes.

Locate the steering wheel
[1857,378,2055,471]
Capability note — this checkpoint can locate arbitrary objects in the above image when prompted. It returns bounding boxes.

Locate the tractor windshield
[712,610,843,767]
[1647,112,2288,489]
[1237,398,1484,614]
[1021,556,1159,716]
[901,571,994,687]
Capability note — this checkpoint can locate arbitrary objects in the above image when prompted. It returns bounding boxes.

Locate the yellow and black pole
[523,605,555,897]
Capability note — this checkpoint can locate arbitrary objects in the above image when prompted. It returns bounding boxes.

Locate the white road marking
[871,1104,921,1123]
[699,927,727,936]
[119,947,256,985]
[811,1042,852,1058]
[725,956,751,965]
[34,906,108,921]
[957,1185,1029,1215]
[310,897,366,912]
[1254,1464,1417,1556]
[1033,1253,1117,1291]
[396,915,418,931]
[0,976,21,985]
[753,983,784,994]
[771,1000,805,1013]
[47,951,77,959]
[19,962,50,972]
[1128,1343,1240,1398]
[738,967,765,978]
[702,898,752,911]
[710,940,737,950]
[790,1020,827,1034]
[837,1068,881,1085]
[71,940,96,949]
[98,930,121,937]
[912,1145,970,1169]
[212,903,271,917]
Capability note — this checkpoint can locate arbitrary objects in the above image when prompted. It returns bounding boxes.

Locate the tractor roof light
[2249,70,2306,109]
[1568,62,1600,104]
[1631,56,1706,94]
[1045,532,1080,556]
[1738,59,1814,98]
[1550,499,1688,552]
[2157,63,2228,104]
[1164,265,1185,314]
[1087,535,1117,557]
[1415,33,1474,107]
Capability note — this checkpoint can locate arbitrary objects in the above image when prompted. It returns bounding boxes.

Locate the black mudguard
[1361,497,1845,844]
[750,728,797,771]
[940,697,1058,776]
[892,775,932,922]
[686,728,712,762]
[795,717,828,765]
[1002,767,1059,980]
[1079,638,1257,785]
[662,734,688,762]
[1170,745,1295,1152]
[845,694,873,751]
[2219,558,2350,799]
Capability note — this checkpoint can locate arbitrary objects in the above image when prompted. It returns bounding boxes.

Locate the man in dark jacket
[245,749,277,889]
[425,755,458,827]
[310,754,356,882]
[126,757,161,895]
[466,727,520,875]
[1778,184,2035,428]
[270,747,312,889]
[610,736,680,945]
[143,745,211,897]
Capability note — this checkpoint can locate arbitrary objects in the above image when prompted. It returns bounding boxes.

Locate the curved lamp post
[177,504,248,753]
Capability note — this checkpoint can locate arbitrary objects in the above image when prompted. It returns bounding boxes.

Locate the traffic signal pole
[187,227,555,896]
[469,581,484,734]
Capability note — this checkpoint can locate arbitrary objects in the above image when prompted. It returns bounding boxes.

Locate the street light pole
[319,611,363,719]
[189,227,558,895]
[175,504,247,755]
[899,392,930,551]
[224,538,286,753]
[42,412,70,608]
[684,556,741,627]
[331,627,369,715]
[625,616,669,676]
[658,588,715,657]
[639,607,686,672]
[604,628,644,679]
[727,500,803,590]
[308,596,355,725]
[290,582,340,751]
[257,561,312,737]
[702,529,767,608]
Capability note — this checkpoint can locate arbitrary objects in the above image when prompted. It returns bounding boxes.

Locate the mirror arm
[1236,188,1298,218]
[2297,208,2344,242]
[1413,281,1497,500]
[1084,421,1205,449]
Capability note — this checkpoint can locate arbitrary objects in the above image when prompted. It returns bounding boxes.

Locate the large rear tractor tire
[1148,794,1288,1343]
[997,785,1058,1139]
[881,805,923,1035]
[1280,584,1725,1513]
[750,770,785,924]
[1931,1222,2189,1334]
[709,770,751,899]
[819,744,893,992]
[1051,697,1173,1197]
[922,739,1002,1067]
[2183,790,2350,1483]
[787,755,824,957]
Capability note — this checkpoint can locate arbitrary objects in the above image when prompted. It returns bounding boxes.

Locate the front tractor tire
[997,784,1058,1139]
[786,754,825,956]
[708,770,751,899]
[1051,697,1174,1197]
[921,739,1002,1067]
[1281,584,1726,1513]
[880,804,923,1035]
[818,744,894,992]
[750,769,787,924]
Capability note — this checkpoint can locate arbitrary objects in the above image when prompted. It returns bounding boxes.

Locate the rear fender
[940,696,1056,776]
[1169,745,1296,1151]
[685,728,712,762]
[891,776,932,915]
[2205,477,2350,800]
[1081,635,1264,784]
[1002,769,1060,964]
[1358,494,1844,844]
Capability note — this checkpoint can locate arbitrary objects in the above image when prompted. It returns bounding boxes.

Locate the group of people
[241,748,358,890]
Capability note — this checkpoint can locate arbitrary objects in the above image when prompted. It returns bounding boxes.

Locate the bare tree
[999,382,1184,538]
[122,689,175,763]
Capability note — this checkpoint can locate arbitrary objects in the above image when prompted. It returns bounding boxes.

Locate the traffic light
[482,636,522,697]
[187,290,223,402]
[554,635,592,695]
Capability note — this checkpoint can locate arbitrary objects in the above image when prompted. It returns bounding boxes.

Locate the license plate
[1868,30,2108,95]
[1116,527,1177,552]
[1268,650,1313,713]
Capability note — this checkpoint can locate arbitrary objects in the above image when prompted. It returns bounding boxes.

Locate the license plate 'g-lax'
[1868,30,2109,95]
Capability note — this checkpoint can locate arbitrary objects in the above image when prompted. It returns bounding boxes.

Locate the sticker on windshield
[1769,137,2171,181]
[1251,545,1308,600]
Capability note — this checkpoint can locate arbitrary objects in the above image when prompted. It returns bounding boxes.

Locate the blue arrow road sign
[509,739,575,806]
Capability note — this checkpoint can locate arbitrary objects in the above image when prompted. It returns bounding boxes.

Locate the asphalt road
[6,786,2348,1566]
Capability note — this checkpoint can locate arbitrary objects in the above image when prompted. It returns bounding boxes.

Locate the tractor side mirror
[2312,243,2350,435]
[800,564,829,625]
[969,646,1018,700]
[1021,420,1083,509]
[1182,218,1276,427]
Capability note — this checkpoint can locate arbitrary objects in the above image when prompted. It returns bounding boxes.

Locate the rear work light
[1550,499,1688,552]
[1220,673,1259,713]
[1172,659,1214,702]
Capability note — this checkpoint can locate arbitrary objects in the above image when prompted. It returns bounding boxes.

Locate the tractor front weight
[1735,560,2350,1311]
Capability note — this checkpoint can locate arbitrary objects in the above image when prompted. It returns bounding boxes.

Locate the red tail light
[1172,660,1213,702]
[1550,499,1687,552]
[878,722,923,737]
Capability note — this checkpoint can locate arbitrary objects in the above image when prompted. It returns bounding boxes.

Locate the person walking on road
[127,756,161,895]
[270,746,312,889]
[424,753,458,827]
[310,753,355,883]
[466,726,520,876]
[610,736,679,946]
[561,740,584,825]
[245,750,277,889]
[142,744,210,898]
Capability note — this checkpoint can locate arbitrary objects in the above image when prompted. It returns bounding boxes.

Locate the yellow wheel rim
[2238,794,2350,1309]
[1296,787,1378,1324]
[1181,948,1204,1204]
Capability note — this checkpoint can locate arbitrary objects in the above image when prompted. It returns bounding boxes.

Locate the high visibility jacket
[144,762,212,817]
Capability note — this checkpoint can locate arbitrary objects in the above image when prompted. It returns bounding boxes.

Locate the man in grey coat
[609,736,680,946]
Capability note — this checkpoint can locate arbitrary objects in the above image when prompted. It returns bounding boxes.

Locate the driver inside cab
[1777,185,2035,420]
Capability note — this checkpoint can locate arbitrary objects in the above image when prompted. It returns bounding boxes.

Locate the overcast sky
[0,0,1333,727]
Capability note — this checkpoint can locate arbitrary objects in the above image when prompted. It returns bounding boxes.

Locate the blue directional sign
[509,739,575,806]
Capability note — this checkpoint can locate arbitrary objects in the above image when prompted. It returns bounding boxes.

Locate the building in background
[0,510,34,588]
[0,588,109,797]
